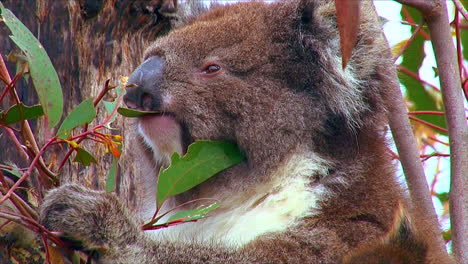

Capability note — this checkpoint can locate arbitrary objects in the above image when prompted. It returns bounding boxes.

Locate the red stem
[397,65,441,92]
[0,136,58,205]
[408,115,449,133]
[408,111,445,115]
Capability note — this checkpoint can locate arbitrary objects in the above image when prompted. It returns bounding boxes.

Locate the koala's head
[124,0,392,171]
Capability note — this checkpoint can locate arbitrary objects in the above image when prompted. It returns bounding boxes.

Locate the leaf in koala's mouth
[117,107,161,118]
[156,140,246,208]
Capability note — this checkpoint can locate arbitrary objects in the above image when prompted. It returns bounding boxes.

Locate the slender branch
[387,2,450,259]
[424,2,468,261]
[397,0,468,261]
[0,54,57,183]
[454,10,464,79]
[394,19,426,62]
[409,115,449,133]
[401,6,430,40]
[0,136,58,205]
[428,135,449,146]
[453,0,468,22]
[397,65,440,92]
[395,0,436,14]
[420,153,450,161]
[408,111,445,115]
[2,126,30,160]
[386,74,449,259]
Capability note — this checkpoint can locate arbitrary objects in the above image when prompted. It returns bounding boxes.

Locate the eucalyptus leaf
[0,103,43,125]
[461,0,468,60]
[166,203,220,223]
[117,107,160,118]
[105,155,118,192]
[0,3,63,128]
[0,165,21,179]
[73,147,97,167]
[106,143,122,192]
[57,99,96,139]
[157,140,245,208]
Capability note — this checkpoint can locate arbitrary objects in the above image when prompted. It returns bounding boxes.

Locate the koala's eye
[202,64,221,75]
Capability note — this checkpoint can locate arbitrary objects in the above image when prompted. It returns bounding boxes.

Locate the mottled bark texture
[0,0,176,261]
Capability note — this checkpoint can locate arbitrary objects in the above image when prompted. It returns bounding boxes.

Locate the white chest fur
[147,151,329,248]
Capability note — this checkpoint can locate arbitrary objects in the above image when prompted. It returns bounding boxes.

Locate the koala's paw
[40,184,140,250]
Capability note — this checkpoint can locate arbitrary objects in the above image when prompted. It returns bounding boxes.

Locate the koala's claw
[40,184,140,250]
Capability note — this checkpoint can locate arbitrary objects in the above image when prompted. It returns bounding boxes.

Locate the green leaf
[442,230,451,242]
[0,3,63,128]
[73,147,97,167]
[0,103,43,125]
[166,203,220,223]
[71,251,81,264]
[157,140,245,208]
[117,107,160,118]
[105,143,121,192]
[398,6,446,133]
[0,165,21,179]
[105,155,118,192]
[56,99,96,139]
[435,192,449,203]
[461,1,468,61]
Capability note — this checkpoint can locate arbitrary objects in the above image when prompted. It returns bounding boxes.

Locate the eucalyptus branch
[395,0,468,261]
[408,115,448,133]
[396,0,436,14]
[453,0,468,22]
[0,54,57,183]
[0,135,58,205]
[386,73,449,258]
[393,19,426,62]
[397,65,440,92]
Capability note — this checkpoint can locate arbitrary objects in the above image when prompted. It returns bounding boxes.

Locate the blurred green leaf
[157,140,245,208]
[57,99,96,139]
[73,147,97,167]
[105,143,121,192]
[105,154,119,192]
[460,1,468,60]
[71,251,81,264]
[0,165,21,179]
[166,203,220,223]
[0,103,43,125]
[398,6,446,133]
[435,192,449,203]
[0,3,63,128]
[117,107,160,118]
[442,230,452,242]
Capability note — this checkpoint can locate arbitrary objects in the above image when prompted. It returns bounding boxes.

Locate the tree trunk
[0,0,175,261]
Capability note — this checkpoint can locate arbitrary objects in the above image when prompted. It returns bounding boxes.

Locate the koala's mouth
[137,113,190,168]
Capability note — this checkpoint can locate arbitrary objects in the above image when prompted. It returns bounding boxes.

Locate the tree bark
[0,0,175,261]
[395,0,468,262]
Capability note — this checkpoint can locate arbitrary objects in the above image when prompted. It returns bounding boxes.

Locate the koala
[40,0,452,263]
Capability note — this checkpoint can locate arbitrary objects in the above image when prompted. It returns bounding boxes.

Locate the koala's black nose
[124,56,164,111]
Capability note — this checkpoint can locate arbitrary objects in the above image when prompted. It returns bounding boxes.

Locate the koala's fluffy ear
[274,0,370,130]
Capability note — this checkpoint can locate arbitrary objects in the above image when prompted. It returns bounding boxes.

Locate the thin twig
[453,0,468,21]
[0,136,58,205]
[0,54,57,183]
[394,19,426,62]
[408,111,445,115]
[397,65,441,92]
[409,115,449,133]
